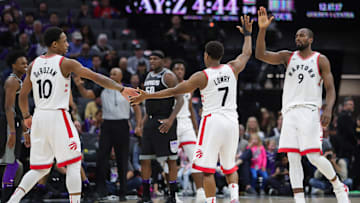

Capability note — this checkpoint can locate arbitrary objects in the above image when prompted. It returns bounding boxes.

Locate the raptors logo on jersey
[30,54,70,111]
[282,51,323,112]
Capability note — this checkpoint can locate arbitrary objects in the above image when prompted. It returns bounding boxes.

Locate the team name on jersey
[144,80,160,86]
[33,66,57,78]
[288,64,316,78]
[214,75,230,86]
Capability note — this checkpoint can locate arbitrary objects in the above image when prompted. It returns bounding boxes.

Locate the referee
[74,67,142,201]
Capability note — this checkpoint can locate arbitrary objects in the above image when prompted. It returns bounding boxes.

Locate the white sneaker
[175,192,183,203]
[333,184,350,203]
[195,188,206,203]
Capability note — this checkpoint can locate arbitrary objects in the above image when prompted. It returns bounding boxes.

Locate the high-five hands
[258,6,274,29]
[236,15,254,35]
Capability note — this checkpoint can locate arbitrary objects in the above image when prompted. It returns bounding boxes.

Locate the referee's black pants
[96,119,129,197]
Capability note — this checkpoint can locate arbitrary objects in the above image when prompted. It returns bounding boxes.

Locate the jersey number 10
[36,79,53,99]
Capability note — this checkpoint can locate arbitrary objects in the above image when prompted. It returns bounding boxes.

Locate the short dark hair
[205,41,224,60]
[43,27,63,47]
[92,55,101,60]
[6,50,27,67]
[170,59,187,70]
[343,96,354,104]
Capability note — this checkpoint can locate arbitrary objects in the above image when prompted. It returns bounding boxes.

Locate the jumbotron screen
[122,0,356,22]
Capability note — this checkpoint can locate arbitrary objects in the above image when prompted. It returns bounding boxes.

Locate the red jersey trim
[209,65,223,69]
[192,163,216,173]
[59,56,65,67]
[202,70,209,80]
[297,51,316,60]
[221,165,238,174]
[61,109,74,138]
[278,148,300,153]
[179,141,197,148]
[316,53,321,77]
[57,156,82,168]
[300,148,321,156]
[39,54,56,59]
[287,51,295,67]
[30,163,53,170]
[278,148,321,156]
[199,114,211,146]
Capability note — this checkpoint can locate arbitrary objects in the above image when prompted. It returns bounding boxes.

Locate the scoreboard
[123,0,356,22]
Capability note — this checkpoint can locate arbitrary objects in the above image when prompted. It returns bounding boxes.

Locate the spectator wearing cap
[66,31,83,58]
[127,44,150,75]
[90,33,113,58]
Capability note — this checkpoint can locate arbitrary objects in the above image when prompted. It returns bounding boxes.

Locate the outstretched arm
[255,7,291,65]
[19,64,33,128]
[62,58,138,98]
[228,15,253,76]
[319,54,336,128]
[130,71,207,104]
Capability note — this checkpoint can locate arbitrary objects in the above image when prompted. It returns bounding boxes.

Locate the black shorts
[140,116,178,161]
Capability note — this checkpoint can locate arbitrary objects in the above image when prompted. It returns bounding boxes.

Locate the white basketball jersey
[282,51,323,111]
[177,92,191,119]
[30,55,70,111]
[200,64,237,117]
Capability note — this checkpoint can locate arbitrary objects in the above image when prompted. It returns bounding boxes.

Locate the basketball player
[0,51,29,202]
[137,50,184,203]
[7,27,137,203]
[170,59,206,202]
[255,7,349,203]
[131,15,253,203]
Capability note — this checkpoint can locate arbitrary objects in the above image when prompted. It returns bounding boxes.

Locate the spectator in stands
[80,24,95,46]
[77,3,92,21]
[0,11,13,33]
[163,56,172,69]
[32,37,47,60]
[36,1,49,24]
[43,12,60,30]
[91,55,108,75]
[309,149,353,195]
[88,109,102,135]
[66,31,83,58]
[335,97,356,166]
[238,124,248,153]
[249,134,268,193]
[260,108,276,137]
[74,67,142,201]
[126,160,142,193]
[136,60,148,87]
[245,116,265,140]
[236,140,256,194]
[164,16,190,58]
[29,20,42,44]
[127,44,150,74]
[267,153,292,196]
[268,113,282,144]
[90,33,113,58]
[19,12,34,35]
[93,0,120,19]
[0,21,19,47]
[77,43,92,68]
[118,57,131,84]
[84,97,102,122]
[102,50,118,70]
[130,74,140,89]
[266,140,277,175]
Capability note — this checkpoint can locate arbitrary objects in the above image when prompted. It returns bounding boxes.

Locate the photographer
[309,149,353,195]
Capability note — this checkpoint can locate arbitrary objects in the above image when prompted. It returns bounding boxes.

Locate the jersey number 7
[218,87,228,107]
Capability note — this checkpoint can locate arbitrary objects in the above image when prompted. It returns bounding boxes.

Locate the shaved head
[298,28,314,39]
[110,67,123,83]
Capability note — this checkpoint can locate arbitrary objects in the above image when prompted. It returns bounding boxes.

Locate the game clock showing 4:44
[125,0,241,16]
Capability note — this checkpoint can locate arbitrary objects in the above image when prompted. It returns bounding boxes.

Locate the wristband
[120,86,125,93]
[244,31,251,36]
[24,114,31,119]
[9,132,16,135]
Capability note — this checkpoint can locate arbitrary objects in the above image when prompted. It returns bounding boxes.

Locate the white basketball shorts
[29,109,82,170]
[278,105,323,156]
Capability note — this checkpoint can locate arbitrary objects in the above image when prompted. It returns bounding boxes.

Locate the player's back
[282,51,322,111]
[201,64,237,118]
[30,54,70,111]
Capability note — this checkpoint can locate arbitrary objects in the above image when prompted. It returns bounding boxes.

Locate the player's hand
[130,88,148,105]
[158,118,174,134]
[24,116,32,129]
[73,74,84,86]
[258,6,274,29]
[321,107,332,128]
[7,132,16,148]
[236,15,254,34]
[122,87,139,101]
[23,131,31,148]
